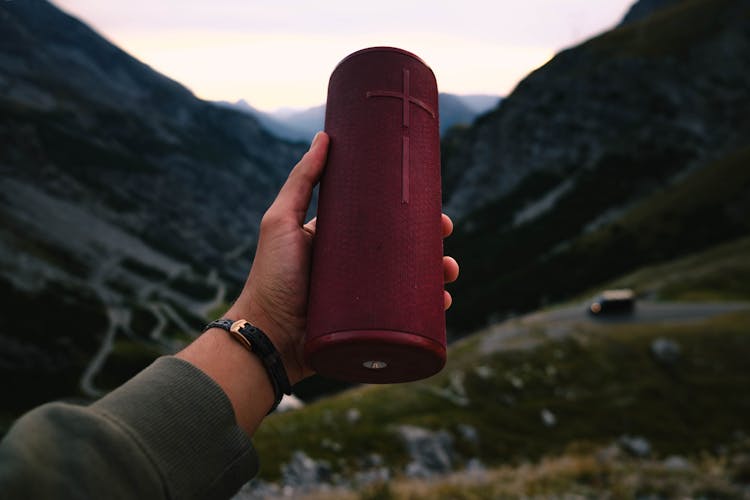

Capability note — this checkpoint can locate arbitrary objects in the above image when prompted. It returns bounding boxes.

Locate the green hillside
[253,307,750,485]
[597,235,750,302]
[251,231,750,497]
[253,224,750,490]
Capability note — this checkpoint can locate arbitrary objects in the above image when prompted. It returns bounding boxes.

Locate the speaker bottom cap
[304,329,446,384]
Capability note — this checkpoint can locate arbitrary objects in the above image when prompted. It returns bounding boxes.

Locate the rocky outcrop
[0,1,304,281]
[396,425,456,478]
[443,0,750,219]
[650,338,681,365]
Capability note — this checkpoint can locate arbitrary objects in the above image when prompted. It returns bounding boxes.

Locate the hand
[225,131,329,386]
[226,131,459,385]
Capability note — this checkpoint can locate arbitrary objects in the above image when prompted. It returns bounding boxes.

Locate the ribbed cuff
[91,356,257,499]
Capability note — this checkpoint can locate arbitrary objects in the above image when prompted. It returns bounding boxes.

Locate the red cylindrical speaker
[305,47,445,383]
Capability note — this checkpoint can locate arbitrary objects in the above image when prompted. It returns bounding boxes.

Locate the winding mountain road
[78,266,228,398]
[478,301,750,355]
[527,301,750,325]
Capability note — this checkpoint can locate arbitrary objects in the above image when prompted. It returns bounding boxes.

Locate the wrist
[203,318,293,413]
[176,329,275,436]
[226,296,305,385]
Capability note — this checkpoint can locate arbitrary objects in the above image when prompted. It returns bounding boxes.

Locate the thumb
[268,132,329,225]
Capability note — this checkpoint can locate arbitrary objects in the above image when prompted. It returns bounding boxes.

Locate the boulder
[618,435,652,458]
[396,425,455,478]
[540,408,557,427]
[651,338,681,365]
[281,450,331,489]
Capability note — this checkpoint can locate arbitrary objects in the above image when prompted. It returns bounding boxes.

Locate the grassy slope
[597,235,750,301]
[253,309,750,483]
[324,446,750,500]
[254,232,750,483]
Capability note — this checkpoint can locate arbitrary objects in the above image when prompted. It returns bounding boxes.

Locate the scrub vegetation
[254,310,750,490]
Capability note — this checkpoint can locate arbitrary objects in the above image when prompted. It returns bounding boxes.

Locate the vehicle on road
[589,289,636,316]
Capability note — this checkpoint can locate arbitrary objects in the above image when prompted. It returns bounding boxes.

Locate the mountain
[0,0,305,412]
[225,93,502,141]
[458,94,502,114]
[442,0,750,334]
[215,99,315,143]
[270,104,327,140]
[619,0,684,24]
[437,93,481,135]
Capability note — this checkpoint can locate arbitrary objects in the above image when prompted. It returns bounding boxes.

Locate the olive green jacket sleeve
[0,356,258,500]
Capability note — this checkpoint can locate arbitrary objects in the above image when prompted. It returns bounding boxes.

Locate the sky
[54,1,636,112]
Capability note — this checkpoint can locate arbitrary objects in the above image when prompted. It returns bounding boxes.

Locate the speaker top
[333,46,435,76]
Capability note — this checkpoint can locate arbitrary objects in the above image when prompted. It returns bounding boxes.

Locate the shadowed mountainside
[0,0,305,412]
[442,0,750,334]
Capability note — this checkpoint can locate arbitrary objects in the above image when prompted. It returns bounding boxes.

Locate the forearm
[176,327,276,437]
[0,357,258,499]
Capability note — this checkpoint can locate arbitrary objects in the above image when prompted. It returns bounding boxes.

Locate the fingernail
[310,131,322,149]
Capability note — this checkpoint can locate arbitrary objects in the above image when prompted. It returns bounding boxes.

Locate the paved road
[528,300,750,325]
[477,301,750,355]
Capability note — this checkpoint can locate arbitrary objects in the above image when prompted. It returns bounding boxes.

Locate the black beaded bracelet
[203,318,292,413]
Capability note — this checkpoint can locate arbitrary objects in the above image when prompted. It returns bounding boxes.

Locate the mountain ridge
[443,0,748,218]
[221,93,502,141]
